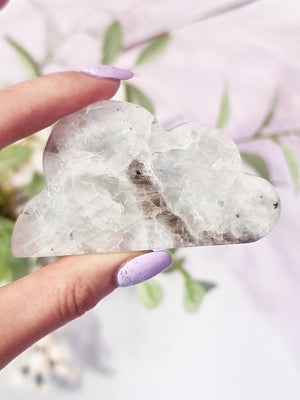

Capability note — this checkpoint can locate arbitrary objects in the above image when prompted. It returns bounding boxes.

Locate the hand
[0,70,173,369]
[0,0,9,10]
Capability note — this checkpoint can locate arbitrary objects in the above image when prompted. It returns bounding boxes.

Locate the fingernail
[116,251,173,287]
[82,65,134,80]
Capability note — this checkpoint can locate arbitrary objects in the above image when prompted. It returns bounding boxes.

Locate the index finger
[0,71,121,149]
[0,0,9,10]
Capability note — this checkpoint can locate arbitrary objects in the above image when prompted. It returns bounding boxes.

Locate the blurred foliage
[277,142,299,192]
[240,152,270,181]
[138,248,216,312]
[101,20,122,65]
[0,143,33,178]
[163,248,184,274]
[252,94,300,189]
[25,172,45,198]
[216,84,230,129]
[0,216,32,284]
[253,89,279,137]
[218,88,300,190]
[0,139,40,284]
[183,278,216,313]
[167,248,216,313]
[135,33,170,66]
[6,36,41,78]
[138,279,164,309]
[124,83,155,114]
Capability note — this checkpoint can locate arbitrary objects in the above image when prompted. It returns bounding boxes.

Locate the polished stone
[12,101,280,257]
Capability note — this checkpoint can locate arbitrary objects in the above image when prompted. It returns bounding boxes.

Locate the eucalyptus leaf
[0,265,12,285]
[0,243,12,284]
[0,144,33,175]
[9,254,32,281]
[167,248,178,256]
[25,172,45,198]
[254,89,279,136]
[135,33,170,66]
[0,216,14,283]
[200,281,217,292]
[279,143,299,191]
[137,280,164,309]
[124,83,155,114]
[216,84,230,129]
[241,152,271,181]
[164,253,185,274]
[5,36,41,77]
[101,21,122,65]
[163,249,182,274]
[183,279,216,313]
[0,216,14,231]
[0,216,32,282]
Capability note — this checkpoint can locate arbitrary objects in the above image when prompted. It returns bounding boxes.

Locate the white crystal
[12,101,280,257]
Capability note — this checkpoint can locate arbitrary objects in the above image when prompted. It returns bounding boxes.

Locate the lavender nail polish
[82,65,134,80]
[116,251,173,287]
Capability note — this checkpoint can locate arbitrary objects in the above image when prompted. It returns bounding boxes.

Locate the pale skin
[0,71,146,369]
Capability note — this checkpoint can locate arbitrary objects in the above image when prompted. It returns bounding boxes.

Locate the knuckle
[55,267,98,324]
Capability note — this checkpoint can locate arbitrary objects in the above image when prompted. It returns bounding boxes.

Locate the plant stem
[235,129,300,145]
[176,264,191,281]
[124,0,259,51]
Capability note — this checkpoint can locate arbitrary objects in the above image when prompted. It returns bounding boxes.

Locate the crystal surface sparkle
[12,101,280,257]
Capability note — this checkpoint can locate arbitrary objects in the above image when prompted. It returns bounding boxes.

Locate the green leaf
[0,215,14,231]
[0,260,12,285]
[183,279,216,313]
[124,83,155,114]
[0,217,32,282]
[101,20,122,65]
[135,33,170,66]
[0,144,33,176]
[254,89,279,136]
[0,217,13,283]
[216,84,230,129]
[137,280,164,309]
[5,36,41,77]
[166,248,178,256]
[279,143,299,191]
[241,152,271,181]
[164,251,185,274]
[9,256,32,281]
[200,281,217,292]
[25,172,45,198]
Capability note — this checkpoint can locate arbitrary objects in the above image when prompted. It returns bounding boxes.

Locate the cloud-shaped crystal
[12,101,280,257]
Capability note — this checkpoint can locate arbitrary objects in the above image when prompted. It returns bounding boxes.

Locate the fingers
[0,251,172,369]
[0,251,141,369]
[0,72,120,149]
[0,0,9,10]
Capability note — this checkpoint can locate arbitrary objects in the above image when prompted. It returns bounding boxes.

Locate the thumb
[0,251,172,369]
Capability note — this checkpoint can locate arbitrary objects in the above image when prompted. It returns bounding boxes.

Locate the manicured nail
[82,65,134,80]
[116,251,173,287]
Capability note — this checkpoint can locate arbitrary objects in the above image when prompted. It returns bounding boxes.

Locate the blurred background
[0,0,300,398]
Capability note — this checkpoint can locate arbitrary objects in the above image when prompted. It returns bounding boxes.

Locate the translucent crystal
[12,101,280,257]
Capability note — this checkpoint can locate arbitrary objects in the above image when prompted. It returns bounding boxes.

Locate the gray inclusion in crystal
[12,101,280,257]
